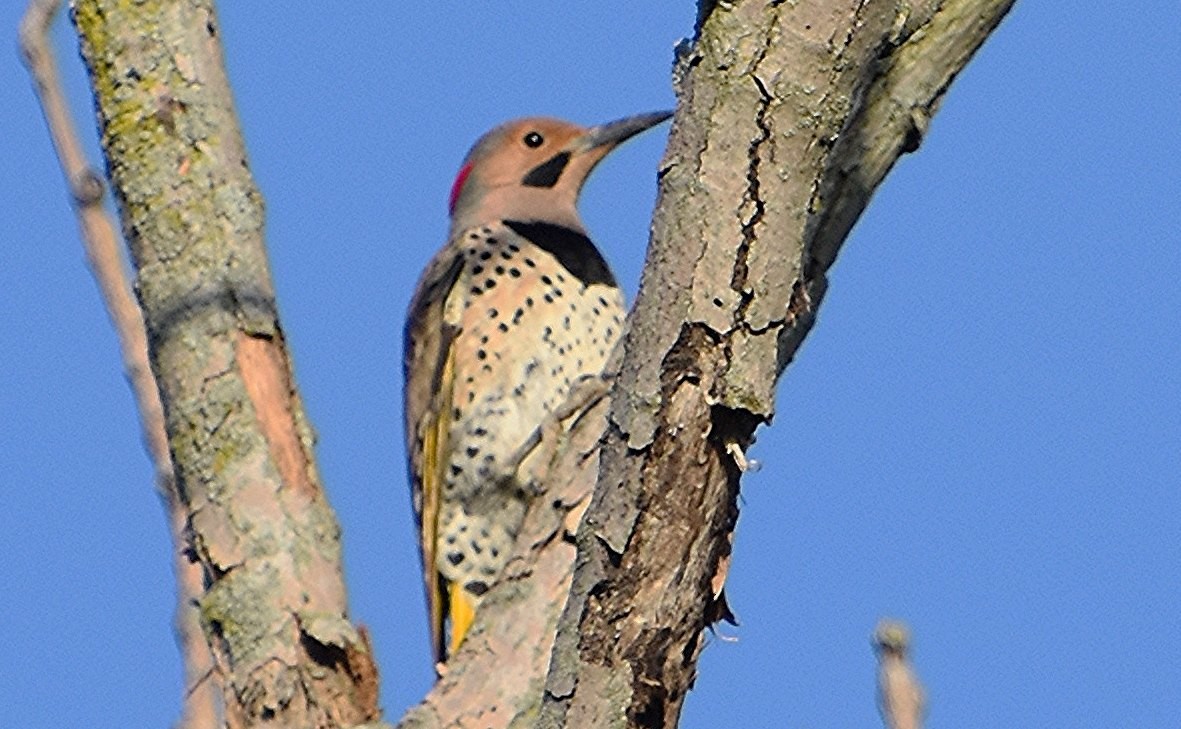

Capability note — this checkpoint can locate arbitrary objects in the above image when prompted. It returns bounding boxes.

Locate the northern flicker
[404,111,671,665]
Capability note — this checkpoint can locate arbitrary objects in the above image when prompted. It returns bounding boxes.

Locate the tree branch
[19,2,216,727]
[66,1,384,725]
[875,620,926,729]
[538,1,1015,727]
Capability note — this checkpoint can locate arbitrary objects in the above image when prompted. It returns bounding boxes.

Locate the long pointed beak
[575,110,673,153]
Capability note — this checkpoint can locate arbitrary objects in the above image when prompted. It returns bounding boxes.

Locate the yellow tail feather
[448,582,477,657]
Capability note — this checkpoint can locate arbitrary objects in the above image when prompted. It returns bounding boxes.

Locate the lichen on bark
[72,1,382,726]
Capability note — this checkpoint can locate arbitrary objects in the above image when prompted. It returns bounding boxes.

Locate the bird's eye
[523,131,544,148]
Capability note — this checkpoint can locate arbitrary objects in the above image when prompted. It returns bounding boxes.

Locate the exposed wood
[19,1,216,726]
[67,1,384,726]
[875,620,926,729]
[538,1,1016,727]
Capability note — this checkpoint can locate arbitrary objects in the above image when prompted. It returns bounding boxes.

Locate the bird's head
[448,111,672,236]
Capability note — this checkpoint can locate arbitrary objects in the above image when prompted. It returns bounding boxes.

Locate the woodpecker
[404,111,671,665]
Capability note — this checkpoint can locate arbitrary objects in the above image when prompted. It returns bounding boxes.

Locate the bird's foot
[508,374,611,495]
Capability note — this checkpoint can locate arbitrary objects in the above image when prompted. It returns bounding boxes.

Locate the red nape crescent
[448,163,473,215]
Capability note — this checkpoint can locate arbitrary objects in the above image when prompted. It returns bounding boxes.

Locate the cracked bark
[69,2,382,726]
[20,1,216,725]
[534,1,1015,727]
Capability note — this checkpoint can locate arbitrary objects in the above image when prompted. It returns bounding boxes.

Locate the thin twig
[874,619,926,729]
[19,3,218,727]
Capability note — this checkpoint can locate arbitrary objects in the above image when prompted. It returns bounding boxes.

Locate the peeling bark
[70,2,382,726]
[20,1,217,724]
[537,1,1015,727]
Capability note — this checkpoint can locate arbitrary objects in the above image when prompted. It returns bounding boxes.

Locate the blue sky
[2,3,1178,727]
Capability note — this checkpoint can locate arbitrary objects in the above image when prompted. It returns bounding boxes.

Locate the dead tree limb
[65,1,385,726]
[875,620,926,729]
[19,2,217,727]
[539,1,1015,727]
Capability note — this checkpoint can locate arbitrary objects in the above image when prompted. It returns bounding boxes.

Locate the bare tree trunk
[69,1,382,726]
[33,0,1011,727]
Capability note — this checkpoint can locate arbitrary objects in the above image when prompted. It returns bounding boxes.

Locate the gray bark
[72,2,381,726]
[538,1,1015,727]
